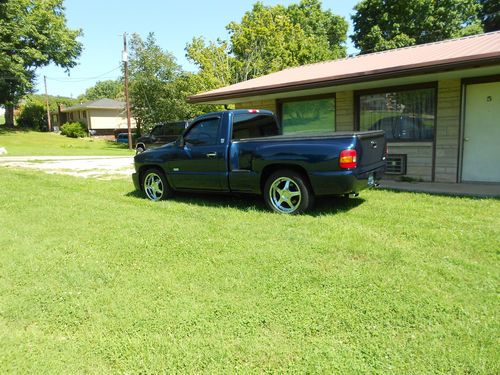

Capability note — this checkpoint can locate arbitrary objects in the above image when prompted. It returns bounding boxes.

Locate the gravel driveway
[0,156,134,179]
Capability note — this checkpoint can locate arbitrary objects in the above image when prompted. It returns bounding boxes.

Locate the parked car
[115,132,136,144]
[369,115,433,140]
[132,110,386,214]
[135,121,189,154]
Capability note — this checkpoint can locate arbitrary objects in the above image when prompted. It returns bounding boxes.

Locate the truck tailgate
[357,131,386,169]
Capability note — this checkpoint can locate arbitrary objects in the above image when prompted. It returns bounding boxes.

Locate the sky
[36,0,359,98]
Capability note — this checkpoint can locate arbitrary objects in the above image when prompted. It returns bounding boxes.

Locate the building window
[281,97,335,134]
[358,86,436,141]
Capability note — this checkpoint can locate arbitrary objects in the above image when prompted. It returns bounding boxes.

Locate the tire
[136,145,145,154]
[264,170,314,214]
[141,168,173,201]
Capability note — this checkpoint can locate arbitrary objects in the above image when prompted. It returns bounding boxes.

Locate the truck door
[169,116,227,191]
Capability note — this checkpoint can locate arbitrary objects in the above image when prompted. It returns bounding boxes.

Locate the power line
[45,66,122,82]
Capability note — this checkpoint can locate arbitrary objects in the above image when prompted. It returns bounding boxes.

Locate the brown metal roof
[188,31,500,103]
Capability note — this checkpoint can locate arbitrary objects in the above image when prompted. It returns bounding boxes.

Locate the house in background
[188,31,500,184]
[54,98,136,138]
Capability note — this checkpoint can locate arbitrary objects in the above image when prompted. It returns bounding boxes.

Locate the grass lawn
[0,169,498,373]
[0,130,134,156]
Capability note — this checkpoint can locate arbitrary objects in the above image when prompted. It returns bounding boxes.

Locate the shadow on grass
[125,189,365,216]
[0,125,31,134]
[379,186,500,200]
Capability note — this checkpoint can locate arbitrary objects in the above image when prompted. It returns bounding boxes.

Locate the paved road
[0,156,134,179]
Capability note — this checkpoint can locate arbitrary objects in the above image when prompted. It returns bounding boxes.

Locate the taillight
[339,149,357,169]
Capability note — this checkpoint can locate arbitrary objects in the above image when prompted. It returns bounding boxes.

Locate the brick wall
[388,143,433,181]
[235,100,277,113]
[435,79,461,182]
[335,91,354,131]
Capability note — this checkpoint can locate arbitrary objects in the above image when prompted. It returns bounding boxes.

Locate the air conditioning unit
[386,154,407,175]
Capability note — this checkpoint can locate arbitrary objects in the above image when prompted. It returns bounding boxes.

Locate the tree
[0,0,82,126]
[15,94,77,130]
[287,0,348,60]
[127,33,183,133]
[185,37,237,89]
[351,0,483,54]
[227,1,347,80]
[478,0,500,32]
[79,80,123,101]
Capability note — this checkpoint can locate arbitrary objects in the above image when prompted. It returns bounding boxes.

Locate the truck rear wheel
[264,170,314,214]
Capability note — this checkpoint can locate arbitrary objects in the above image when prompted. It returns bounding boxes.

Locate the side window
[184,118,220,146]
[150,125,162,136]
[232,114,280,140]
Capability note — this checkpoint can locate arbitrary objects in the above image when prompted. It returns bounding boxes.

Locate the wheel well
[260,164,314,194]
[137,165,163,190]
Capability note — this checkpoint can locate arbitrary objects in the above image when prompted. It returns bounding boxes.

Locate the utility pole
[44,75,52,132]
[123,33,133,150]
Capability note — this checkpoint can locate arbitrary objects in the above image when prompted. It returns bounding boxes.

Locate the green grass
[0,169,498,373]
[0,114,4,125]
[0,130,134,156]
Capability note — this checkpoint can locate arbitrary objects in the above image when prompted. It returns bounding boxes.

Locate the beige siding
[235,100,277,113]
[87,109,136,130]
[388,143,434,181]
[335,91,354,131]
[435,79,461,182]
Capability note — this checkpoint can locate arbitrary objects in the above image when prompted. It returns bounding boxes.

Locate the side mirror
[178,137,185,147]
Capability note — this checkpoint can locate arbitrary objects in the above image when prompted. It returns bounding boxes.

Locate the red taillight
[339,149,357,169]
[248,109,260,113]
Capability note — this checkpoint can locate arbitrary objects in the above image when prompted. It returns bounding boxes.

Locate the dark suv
[135,121,189,154]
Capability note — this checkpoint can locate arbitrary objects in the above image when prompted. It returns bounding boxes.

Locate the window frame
[354,82,438,143]
[277,93,336,134]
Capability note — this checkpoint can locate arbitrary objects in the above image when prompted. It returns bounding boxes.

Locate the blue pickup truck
[132,109,386,214]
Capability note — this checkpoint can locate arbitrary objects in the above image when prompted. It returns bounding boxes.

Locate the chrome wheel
[269,177,302,213]
[144,172,164,201]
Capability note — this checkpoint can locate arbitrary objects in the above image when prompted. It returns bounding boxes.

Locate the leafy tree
[15,94,77,130]
[287,0,348,60]
[478,0,500,32]
[351,0,483,54]
[79,80,123,101]
[185,37,237,89]
[128,33,181,133]
[0,0,82,126]
[227,1,347,80]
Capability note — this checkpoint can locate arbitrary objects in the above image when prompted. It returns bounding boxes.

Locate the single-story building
[188,31,500,184]
[54,98,136,137]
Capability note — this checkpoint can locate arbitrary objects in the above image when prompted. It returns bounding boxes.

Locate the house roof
[188,31,500,104]
[61,98,125,112]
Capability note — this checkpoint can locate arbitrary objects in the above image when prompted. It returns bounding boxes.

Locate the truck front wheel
[264,170,314,214]
[142,168,173,201]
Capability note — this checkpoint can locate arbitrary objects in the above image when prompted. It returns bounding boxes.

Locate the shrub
[60,122,88,138]
[16,102,47,130]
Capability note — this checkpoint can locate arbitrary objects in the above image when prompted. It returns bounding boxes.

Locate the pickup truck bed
[133,109,386,214]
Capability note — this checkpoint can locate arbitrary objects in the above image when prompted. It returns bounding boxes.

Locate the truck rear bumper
[310,167,384,196]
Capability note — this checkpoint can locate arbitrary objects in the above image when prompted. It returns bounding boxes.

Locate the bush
[60,122,87,138]
[16,103,47,131]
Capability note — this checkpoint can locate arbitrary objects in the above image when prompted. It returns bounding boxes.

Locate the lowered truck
[132,109,386,214]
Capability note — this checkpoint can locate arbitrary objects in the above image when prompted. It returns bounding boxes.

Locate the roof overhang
[188,54,500,104]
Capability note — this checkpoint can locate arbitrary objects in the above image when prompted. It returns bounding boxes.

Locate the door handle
[464,137,470,142]
[206,152,217,158]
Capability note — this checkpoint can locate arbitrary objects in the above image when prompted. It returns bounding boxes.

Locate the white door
[462,81,500,182]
